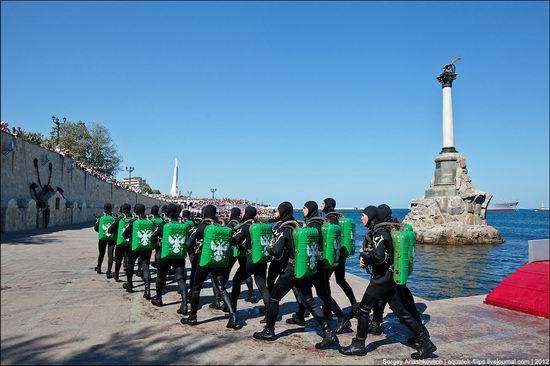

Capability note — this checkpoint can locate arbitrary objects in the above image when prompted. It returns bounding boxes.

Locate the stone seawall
[0,131,168,232]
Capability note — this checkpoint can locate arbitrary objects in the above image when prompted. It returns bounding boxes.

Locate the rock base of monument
[403,151,503,245]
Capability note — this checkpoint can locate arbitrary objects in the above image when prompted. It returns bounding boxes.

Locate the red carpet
[485,261,549,318]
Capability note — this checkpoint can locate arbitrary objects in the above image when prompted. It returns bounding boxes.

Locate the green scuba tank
[293,227,319,279]
[131,219,155,251]
[391,226,415,285]
[98,215,116,241]
[321,224,342,269]
[161,221,194,259]
[199,225,233,268]
[250,223,273,264]
[403,223,413,232]
[152,217,164,227]
[116,218,132,247]
[339,217,356,257]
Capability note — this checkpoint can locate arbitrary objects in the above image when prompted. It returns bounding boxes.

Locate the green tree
[52,121,91,162]
[88,123,122,176]
[151,189,161,194]
[49,120,122,176]
[141,184,152,194]
[20,131,44,145]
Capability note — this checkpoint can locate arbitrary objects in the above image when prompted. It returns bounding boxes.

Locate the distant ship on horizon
[535,203,549,212]
[488,201,519,212]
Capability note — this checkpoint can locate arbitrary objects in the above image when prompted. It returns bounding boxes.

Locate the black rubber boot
[143,285,151,300]
[151,296,163,307]
[113,272,120,282]
[226,313,242,330]
[315,328,340,350]
[407,327,430,344]
[209,299,222,310]
[95,266,101,274]
[411,333,437,360]
[285,313,305,326]
[346,303,359,319]
[244,277,257,303]
[339,337,367,356]
[336,317,352,334]
[368,320,383,335]
[181,314,198,326]
[253,327,275,341]
[221,301,230,313]
[106,271,113,279]
[177,294,189,315]
[123,282,133,292]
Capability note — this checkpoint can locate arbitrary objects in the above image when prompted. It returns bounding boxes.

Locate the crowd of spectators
[1,121,22,136]
[148,195,276,222]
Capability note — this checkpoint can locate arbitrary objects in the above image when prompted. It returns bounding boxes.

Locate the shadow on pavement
[1,222,94,245]
[1,326,248,365]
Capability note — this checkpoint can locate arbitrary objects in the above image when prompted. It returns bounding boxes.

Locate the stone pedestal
[404,152,502,244]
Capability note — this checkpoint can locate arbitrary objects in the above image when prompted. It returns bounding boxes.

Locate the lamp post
[125,166,135,188]
[210,188,217,200]
[52,116,61,146]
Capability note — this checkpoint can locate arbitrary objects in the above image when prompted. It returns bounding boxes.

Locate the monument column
[437,64,457,153]
[404,59,502,244]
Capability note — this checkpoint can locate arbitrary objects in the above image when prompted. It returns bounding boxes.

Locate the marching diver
[321,198,359,319]
[253,201,339,349]
[210,207,242,310]
[150,203,190,315]
[108,203,132,282]
[367,204,427,343]
[287,201,351,334]
[94,202,117,278]
[122,204,154,300]
[339,206,437,359]
[217,207,257,310]
[180,204,241,329]
[230,206,271,319]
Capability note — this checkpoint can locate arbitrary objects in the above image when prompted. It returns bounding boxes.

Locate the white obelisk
[436,59,459,153]
[170,159,178,197]
[442,86,454,150]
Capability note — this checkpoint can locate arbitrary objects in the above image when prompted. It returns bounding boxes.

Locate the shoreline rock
[404,152,503,245]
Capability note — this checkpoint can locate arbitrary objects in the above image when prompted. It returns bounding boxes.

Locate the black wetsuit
[230,206,270,311]
[122,205,152,297]
[323,210,357,312]
[108,204,131,280]
[150,205,188,313]
[94,210,116,276]
[294,215,347,325]
[355,223,424,343]
[182,205,239,328]
[264,219,331,334]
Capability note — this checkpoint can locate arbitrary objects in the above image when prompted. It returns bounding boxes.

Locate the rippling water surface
[295,209,549,300]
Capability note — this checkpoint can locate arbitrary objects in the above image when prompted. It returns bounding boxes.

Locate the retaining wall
[1,131,168,232]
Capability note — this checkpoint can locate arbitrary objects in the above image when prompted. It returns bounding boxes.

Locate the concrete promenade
[1,225,549,365]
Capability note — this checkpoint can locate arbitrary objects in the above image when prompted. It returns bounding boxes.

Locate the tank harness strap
[235,219,254,230]
[280,220,301,229]
[326,212,344,219]
[308,217,328,225]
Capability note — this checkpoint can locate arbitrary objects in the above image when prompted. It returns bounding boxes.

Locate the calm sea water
[295,209,550,300]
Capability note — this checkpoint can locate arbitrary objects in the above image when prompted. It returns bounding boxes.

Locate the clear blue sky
[2,1,548,209]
